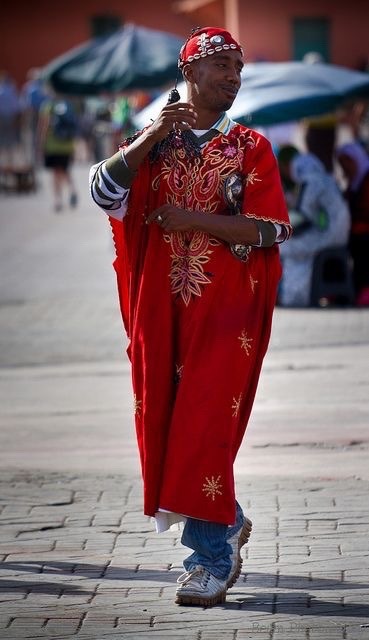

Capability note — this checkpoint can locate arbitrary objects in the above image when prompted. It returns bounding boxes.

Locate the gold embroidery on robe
[238,329,253,356]
[164,232,220,306]
[246,167,262,186]
[133,395,142,416]
[232,393,243,417]
[202,475,223,501]
[249,273,258,293]
[175,363,184,383]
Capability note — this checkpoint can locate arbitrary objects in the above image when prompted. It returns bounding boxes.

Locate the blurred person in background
[20,68,48,165]
[91,103,115,162]
[277,145,350,307]
[302,52,337,173]
[304,111,337,172]
[37,93,78,212]
[111,94,136,150]
[0,70,21,169]
[338,99,369,152]
[337,142,369,306]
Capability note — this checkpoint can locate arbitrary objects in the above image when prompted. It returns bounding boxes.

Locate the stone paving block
[71,566,107,579]
[245,543,271,556]
[114,620,154,632]
[307,522,339,534]
[307,549,342,561]
[2,629,49,639]
[237,633,271,640]
[266,618,342,637]
[84,539,117,553]
[274,574,311,589]
[64,516,94,526]
[341,544,369,555]
[278,547,311,561]
[243,572,278,588]
[22,590,63,603]
[246,621,307,640]
[142,536,178,549]
[0,603,29,620]
[44,617,82,636]
[54,540,86,551]
[200,632,239,639]
[310,557,369,571]
[70,633,201,640]
[113,536,146,548]
[78,619,121,637]
[0,527,30,542]
[90,510,123,527]
[6,616,48,634]
[0,562,43,577]
[308,629,346,639]
[0,592,27,605]
[45,593,93,606]
[151,615,243,631]
[102,564,141,580]
[0,506,34,517]
[94,589,161,604]
[0,615,13,632]
[344,571,369,585]
[346,625,369,640]
[0,542,56,554]
[342,594,369,606]
[236,597,274,614]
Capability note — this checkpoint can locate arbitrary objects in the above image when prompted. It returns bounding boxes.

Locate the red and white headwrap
[178,27,243,68]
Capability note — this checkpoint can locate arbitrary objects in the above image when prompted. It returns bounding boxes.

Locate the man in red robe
[90,26,290,607]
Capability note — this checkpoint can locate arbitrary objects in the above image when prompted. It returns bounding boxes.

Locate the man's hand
[123,102,198,172]
[146,204,197,232]
[148,102,198,142]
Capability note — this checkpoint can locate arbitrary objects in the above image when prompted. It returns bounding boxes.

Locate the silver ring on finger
[157,215,163,223]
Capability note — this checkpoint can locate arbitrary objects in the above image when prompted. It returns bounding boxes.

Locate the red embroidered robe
[109,125,290,525]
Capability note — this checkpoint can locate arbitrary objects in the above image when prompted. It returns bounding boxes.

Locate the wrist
[143,126,164,146]
[189,210,204,230]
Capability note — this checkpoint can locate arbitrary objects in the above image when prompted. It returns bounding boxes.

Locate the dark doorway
[292,17,331,62]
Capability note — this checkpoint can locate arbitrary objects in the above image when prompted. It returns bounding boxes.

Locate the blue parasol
[134,61,369,127]
[42,23,183,96]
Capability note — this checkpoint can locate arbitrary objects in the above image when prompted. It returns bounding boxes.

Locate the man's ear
[182,63,196,84]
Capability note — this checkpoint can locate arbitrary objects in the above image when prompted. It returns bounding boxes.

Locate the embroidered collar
[191,113,237,145]
[211,112,237,135]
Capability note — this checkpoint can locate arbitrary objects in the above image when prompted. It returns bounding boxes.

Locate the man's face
[186,50,243,113]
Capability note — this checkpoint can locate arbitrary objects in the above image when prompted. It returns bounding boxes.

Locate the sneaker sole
[226,517,252,589]
[175,590,226,607]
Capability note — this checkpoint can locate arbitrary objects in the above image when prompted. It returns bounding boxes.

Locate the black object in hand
[167,88,180,104]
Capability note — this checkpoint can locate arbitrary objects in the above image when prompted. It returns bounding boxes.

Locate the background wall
[2,0,368,88]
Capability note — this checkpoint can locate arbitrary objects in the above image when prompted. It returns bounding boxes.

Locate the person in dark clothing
[337,142,369,306]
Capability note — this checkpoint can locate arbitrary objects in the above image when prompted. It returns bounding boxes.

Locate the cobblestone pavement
[1,167,369,638]
[1,472,369,639]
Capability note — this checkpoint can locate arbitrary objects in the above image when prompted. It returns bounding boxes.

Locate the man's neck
[193,108,224,131]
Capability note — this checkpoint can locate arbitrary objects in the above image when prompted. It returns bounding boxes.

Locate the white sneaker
[176,565,227,606]
[226,517,252,588]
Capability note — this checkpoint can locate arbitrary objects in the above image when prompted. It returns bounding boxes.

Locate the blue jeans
[181,502,245,580]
